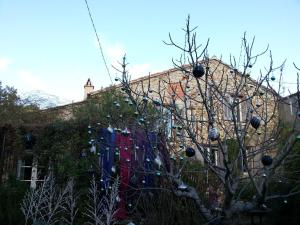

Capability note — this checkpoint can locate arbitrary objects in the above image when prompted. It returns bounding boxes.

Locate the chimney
[84,78,94,99]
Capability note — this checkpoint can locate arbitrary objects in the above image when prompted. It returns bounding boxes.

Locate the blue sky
[0,0,299,104]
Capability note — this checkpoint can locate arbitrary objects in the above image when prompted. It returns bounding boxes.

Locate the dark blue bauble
[192,64,205,78]
[24,132,35,149]
[186,147,195,157]
[261,155,273,166]
[250,116,261,129]
[153,99,161,106]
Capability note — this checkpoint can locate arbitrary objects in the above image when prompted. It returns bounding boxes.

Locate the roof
[47,57,279,111]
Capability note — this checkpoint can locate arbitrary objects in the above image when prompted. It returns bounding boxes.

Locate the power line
[84,0,112,83]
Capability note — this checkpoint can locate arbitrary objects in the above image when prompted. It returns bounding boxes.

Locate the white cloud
[18,70,48,91]
[18,69,73,103]
[128,63,151,79]
[106,42,126,64]
[93,36,154,82]
[0,57,11,71]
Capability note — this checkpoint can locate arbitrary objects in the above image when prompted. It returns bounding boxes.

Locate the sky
[0,0,299,105]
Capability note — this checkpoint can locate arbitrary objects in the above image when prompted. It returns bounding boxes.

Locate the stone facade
[49,58,279,170]
[89,58,279,169]
[279,92,300,130]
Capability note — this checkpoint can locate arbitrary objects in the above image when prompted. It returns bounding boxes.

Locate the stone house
[87,58,279,172]
[14,58,279,186]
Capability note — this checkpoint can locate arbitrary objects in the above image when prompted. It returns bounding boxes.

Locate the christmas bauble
[186,147,195,157]
[250,116,260,129]
[192,64,205,78]
[208,128,220,141]
[261,155,273,166]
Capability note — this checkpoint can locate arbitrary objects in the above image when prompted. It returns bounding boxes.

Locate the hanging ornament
[192,64,205,78]
[143,96,149,103]
[262,173,267,177]
[178,182,188,191]
[185,147,195,157]
[139,118,145,124]
[127,222,136,225]
[297,111,300,117]
[156,171,161,176]
[145,158,151,163]
[261,155,273,166]
[250,116,260,129]
[208,128,220,141]
[107,125,114,133]
[260,204,268,210]
[90,145,96,154]
[111,166,116,173]
[153,99,161,106]
[116,195,121,203]
[130,175,138,185]
[115,77,119,81]
[154,155,162,168]
[115,102,120,108]
[122,127,131,136]
[270,75,275,81]
[283,199,288,204]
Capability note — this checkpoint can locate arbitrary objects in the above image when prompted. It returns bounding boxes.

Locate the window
[207,146,218,166]
[17,155,46,189]
[223,96,233,120]
[223,96,249,122]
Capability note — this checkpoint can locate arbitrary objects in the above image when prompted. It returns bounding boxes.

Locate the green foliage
[73,88,159,130]
[226,139,239,163]
[0,176,27,225]
[0,81,50,126]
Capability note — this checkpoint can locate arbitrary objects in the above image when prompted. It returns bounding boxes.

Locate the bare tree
[21,172,68,225]
[84,176,120,225]
[62,178,79,225]
[114,16,300,224]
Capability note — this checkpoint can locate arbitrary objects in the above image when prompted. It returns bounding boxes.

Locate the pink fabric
[115,133,132,219]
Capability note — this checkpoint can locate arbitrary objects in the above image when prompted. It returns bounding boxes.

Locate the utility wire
[84,0,112,83]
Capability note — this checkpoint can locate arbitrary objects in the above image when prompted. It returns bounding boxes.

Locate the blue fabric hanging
[143,132,157,187]
[98,128,116,189]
